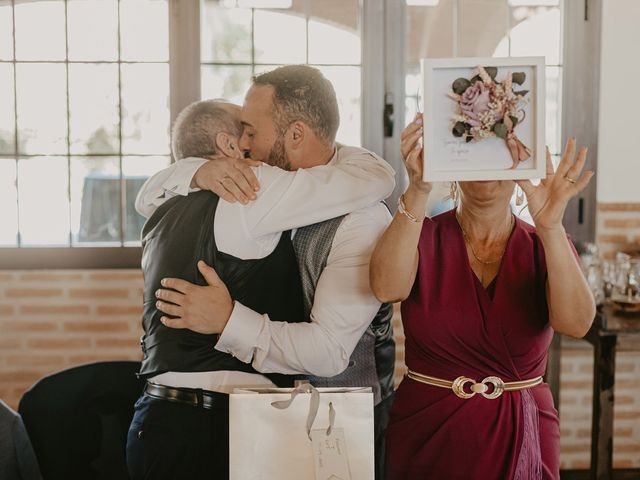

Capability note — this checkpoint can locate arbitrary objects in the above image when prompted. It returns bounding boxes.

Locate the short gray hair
[171,99,242,160]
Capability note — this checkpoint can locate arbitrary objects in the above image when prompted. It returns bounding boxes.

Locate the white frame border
[421,56,546,182]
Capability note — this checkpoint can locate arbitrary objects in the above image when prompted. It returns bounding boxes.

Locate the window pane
[120,0,169,62]
[201,65,252,105]
[308,19,360,65]
[0,3,13,60]
[0,160,18,246]
[122,155,170,244]
[67,0,118,61]
[406,0,454,131]
[253,64,283,76]
[14,0,65,61]
[18,156,70,246]
[458,0,508,57]
[69,64,119,155]
[16,63,67,155]
[0,64,15,154]
[508,0,559,7]
[70,156,121,245]
[254,9,306,64]
[121,63,170,154]
[406,0,454,63]
[405,96,420,128]
[509,6,560,65]
[316,66,361,147]
[201,1,252,63]
[546,66,562,156]
[308,0,361,65]
[406,70,421,98]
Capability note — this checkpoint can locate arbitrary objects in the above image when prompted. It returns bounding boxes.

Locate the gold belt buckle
[452,375,505,400]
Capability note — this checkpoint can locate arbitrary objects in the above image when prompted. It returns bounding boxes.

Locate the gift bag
[229,384,374,480]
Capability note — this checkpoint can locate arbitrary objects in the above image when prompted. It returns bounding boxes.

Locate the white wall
[597,0,640,203]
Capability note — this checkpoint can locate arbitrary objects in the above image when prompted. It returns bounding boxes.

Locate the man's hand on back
[192,155,262,205]
[155,261,233,335]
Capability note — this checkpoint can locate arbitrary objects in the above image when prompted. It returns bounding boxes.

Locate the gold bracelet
[397,194,422,223]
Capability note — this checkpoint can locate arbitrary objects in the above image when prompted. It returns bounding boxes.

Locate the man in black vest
[143,66,396,479]
[128,93,395,479]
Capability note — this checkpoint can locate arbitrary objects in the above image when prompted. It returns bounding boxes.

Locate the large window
[200,0,362,146]
[0,0,573,267]
[404,0,563,220]
[0,0,170,249]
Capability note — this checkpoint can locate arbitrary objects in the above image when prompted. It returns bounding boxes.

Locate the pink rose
[460,81,491,127]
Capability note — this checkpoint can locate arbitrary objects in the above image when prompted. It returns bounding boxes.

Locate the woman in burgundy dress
[370,115,596,479]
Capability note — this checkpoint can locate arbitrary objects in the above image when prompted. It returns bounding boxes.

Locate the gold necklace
[456,212,514,266]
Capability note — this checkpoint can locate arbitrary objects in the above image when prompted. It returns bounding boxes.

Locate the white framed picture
[421,56,546,182]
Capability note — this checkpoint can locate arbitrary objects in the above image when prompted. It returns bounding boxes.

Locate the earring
[448,181,458,204]
[515,184,525,206]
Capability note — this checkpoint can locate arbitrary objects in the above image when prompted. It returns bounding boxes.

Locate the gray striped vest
[293,214,396,405]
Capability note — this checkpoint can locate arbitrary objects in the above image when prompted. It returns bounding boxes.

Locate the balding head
[171,99,242,161]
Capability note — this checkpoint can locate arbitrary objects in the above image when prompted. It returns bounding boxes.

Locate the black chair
[18,362,144,480]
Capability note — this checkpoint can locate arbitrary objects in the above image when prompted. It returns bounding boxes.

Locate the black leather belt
[144,381,228,410]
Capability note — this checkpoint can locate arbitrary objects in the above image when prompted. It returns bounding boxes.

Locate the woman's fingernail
[415,118,423,126]
[415,142,421,150]
[417,128,423,135]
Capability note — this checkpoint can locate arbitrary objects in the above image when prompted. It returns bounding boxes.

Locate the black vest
[138,191,305,386]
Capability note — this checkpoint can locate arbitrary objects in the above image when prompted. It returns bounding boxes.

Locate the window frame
[0,0,174,269]
[1,0,378,269]
[0,0,598,270]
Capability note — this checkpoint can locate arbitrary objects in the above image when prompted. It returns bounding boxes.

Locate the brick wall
[0,270,144,411]
[588,201,640,468]
[1,259,639,469]
[597,203,640,259]
[558,343,640,469]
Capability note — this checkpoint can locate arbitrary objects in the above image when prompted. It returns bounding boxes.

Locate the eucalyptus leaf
[493,122,508,139]
[509,115,518,127]
[454,121,467,135]
[513,90,529,97]
[470,74,481,84]
[484,67,497,79]
[466,135,473,143]
[452,78,471,95]
[512,72,526,85]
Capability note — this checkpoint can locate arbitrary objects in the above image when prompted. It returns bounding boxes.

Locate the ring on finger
[564,175,577,184]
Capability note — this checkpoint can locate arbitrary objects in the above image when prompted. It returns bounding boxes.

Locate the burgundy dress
[386,209,561,480]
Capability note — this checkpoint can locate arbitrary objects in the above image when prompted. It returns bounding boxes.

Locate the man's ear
[288,122,305,149]
[215,132,240,158]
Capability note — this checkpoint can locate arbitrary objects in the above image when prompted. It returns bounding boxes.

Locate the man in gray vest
[143,65,396,478]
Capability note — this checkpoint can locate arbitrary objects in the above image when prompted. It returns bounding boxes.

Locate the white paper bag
[229,385,374,480]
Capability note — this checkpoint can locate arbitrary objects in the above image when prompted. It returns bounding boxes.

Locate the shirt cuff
[214,301,264,364]
[161,157,207,196]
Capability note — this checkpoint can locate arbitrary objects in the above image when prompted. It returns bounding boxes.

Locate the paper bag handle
[270,384,336,440]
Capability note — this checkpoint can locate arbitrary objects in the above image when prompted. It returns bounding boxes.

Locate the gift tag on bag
[310,427,351,480]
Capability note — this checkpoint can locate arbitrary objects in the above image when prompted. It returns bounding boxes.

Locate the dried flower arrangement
[448,65,532,168]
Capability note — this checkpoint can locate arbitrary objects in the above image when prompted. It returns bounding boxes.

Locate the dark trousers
[375,392,394,480]
[127,389,394,480]
[126,393,229,480]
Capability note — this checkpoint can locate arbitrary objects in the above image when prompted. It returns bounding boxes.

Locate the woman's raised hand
[401,113,432,195]
[517,138,594,232]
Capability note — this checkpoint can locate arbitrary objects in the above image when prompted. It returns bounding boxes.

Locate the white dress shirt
[137,145,394,392]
